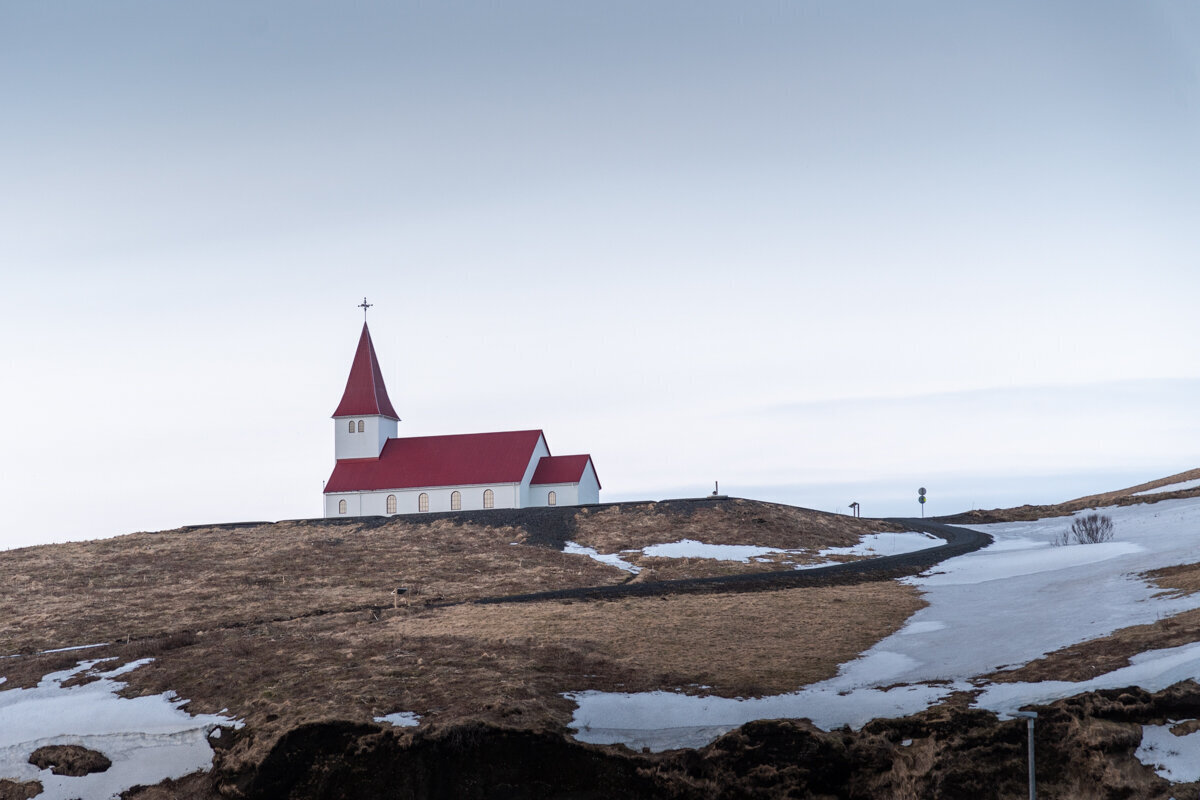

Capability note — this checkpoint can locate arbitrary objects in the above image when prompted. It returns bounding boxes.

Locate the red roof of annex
[332,323,399,420]
[531,454,599,486]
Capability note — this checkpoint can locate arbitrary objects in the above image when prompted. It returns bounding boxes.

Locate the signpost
[918,487,927,518]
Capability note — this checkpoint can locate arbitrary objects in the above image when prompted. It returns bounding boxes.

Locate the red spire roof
[332,323,399,420]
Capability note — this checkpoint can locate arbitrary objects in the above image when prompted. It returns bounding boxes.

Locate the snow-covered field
[0,659,240,799]
[1134,478,1200,496]
[564,531,941,574]
[569,496,1200,751]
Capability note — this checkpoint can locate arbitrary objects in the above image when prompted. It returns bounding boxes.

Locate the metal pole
[1013,711,1037,800]
[1027,717,1036,800]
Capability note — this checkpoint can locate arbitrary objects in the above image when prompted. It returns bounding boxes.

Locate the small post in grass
[1012,711,1037,800]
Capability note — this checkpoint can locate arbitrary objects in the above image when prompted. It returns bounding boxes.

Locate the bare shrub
[1062,514,1115,545]
[1072,513,1114,543]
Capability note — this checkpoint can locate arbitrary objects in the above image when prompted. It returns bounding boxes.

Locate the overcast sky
[2,1,1198,548]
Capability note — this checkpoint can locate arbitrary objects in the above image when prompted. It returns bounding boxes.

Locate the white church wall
[577,461,600,504]
[325,492,364,517]
[333,415,396,460]
[325,483,522,517]
[529,483,579,507]
[518,436,551,508]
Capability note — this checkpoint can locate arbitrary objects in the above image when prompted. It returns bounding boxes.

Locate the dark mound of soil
[28,744,112,776]
[0,780,42,800]
[235,721,662,800]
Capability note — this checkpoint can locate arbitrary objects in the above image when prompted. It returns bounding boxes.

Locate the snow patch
[1137,722,1200,783]
[374,711,421,727]
[975,642,1200,717]
[569,682,957,752]
[819,532,941,559]
[562,541,641,574]
[0,659,241,799]
[641,540,778,563]
[1134,478,1200,496]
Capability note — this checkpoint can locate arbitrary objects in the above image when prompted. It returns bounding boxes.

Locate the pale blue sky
[1,2,1197,547]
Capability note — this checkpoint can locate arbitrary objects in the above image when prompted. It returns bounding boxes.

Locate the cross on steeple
[358,297,373,320]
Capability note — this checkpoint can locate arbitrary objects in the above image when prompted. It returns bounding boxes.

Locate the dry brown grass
[13,580,923,772]
[574,498,906,581]
[388,582,924,698]
[0,499,926,773]
[573,498,894,553]
[0,499,902,655]
[0,517,621,655]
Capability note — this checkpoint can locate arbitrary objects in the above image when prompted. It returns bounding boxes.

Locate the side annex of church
[323,322,600,517]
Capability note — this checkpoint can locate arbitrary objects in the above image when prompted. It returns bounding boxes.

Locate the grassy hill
[5,483,1200,799]
[1,498,922,798]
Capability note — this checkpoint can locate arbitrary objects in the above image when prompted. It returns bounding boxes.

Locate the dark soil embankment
[198,681,1200,800]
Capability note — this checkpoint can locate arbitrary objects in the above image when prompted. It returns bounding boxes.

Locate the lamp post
[1011,711,1037,800]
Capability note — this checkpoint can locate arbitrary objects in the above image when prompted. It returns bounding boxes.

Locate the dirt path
[471,518,991,605]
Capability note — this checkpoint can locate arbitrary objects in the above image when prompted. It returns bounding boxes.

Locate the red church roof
[332,323,399,420]
[531,454,601,488]
[324,430,548,493]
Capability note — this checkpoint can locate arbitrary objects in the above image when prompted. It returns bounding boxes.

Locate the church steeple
[332,322,399,420]
[332,318,398,461]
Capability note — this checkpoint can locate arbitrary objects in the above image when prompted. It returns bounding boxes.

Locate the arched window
[358,419,365,433]
[338,499,347,515]
[483,489,494,509]
[547,491,556,506]
[387,495,397,514]
[451,491,461,511]
[348,420,355,433]
[418,492,429,512]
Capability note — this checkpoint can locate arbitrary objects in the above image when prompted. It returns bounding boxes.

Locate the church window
[338,499,347,514]
[451,491,461,511]
[387,494,397,514]
[348,420,355,433]
[548,491,557,506]
[418,493,429,512]
[358,419,365,433]
[483,489,494,509]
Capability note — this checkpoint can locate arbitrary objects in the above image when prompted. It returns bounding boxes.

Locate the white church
[323,321,601,517]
